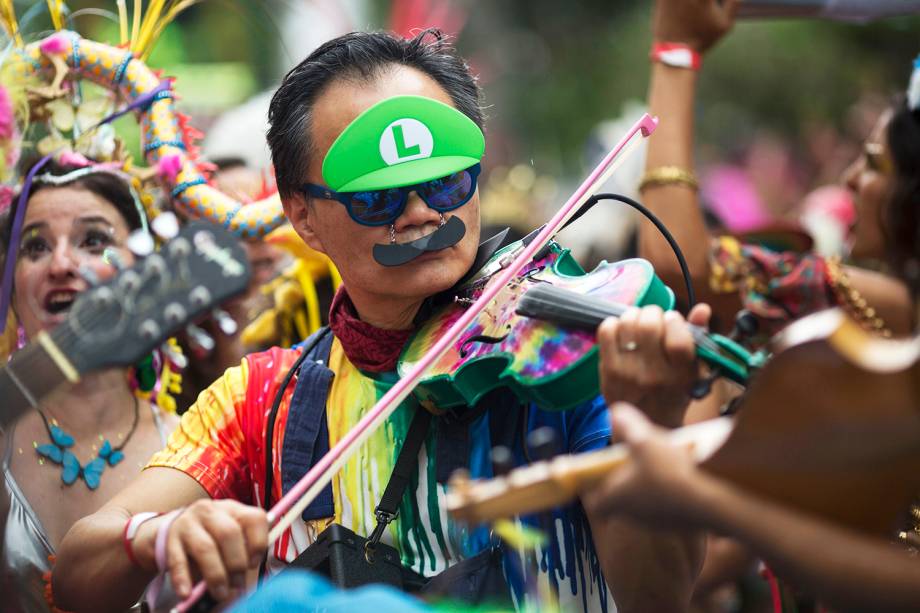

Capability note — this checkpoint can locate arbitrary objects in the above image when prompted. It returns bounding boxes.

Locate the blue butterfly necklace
[35,396,139,490]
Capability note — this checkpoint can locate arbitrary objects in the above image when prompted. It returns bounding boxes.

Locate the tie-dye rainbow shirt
[147,338,613,612]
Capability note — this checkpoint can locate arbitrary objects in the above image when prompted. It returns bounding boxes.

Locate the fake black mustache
[373,216,466,267]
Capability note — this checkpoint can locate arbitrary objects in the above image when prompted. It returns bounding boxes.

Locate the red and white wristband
[650,42,702,71]
[145,508,185,611]
[122,511,161,567]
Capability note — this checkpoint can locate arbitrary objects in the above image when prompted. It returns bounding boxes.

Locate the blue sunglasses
[301,163,481,227]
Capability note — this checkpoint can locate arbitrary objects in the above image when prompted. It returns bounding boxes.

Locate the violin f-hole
[522,267,545,281]
[458,333,510,358]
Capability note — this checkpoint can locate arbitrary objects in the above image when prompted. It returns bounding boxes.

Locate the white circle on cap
[379,118,434,166]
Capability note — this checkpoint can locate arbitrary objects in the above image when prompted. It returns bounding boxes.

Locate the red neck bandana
[327,286,413,373]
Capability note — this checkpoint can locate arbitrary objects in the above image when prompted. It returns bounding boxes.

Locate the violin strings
[519,284,728,358]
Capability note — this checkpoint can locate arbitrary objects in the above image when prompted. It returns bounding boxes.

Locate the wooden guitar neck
[447,417,733,523]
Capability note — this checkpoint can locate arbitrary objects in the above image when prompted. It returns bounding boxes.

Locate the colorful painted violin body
[399,237,757,412]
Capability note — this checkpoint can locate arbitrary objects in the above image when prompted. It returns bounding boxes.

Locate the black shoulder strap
[262,327,333,510]
[366,407,432,553]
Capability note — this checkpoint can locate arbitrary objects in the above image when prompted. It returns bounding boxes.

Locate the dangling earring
[389,224,397,244]
[438,213,446,227]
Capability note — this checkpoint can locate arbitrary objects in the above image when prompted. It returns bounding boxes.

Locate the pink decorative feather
[58,151,92,167]
[0,185,13,213]
[40,33,69,55]
[0,85,14,140]
[157,153,183,181]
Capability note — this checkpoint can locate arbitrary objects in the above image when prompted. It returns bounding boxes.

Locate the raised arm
[641,0,914,338]
[640,0,738,310]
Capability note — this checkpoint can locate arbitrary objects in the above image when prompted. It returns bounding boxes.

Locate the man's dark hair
[267,29,484,199]
[0,159,143,252]
[884,101,920,297]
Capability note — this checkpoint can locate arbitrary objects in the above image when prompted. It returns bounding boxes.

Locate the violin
[446,308,920,539]
[399,243,758,412]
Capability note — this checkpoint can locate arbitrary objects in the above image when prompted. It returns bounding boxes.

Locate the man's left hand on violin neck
[598,303,713,431]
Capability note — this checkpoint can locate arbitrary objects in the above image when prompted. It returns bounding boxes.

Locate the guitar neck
[447,417,733,523]
[0,329,80,429]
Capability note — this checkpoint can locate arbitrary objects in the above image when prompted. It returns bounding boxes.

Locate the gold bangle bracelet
[638,166,699,193]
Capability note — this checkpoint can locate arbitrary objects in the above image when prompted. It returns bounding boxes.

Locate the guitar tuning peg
[690,372,719,400]
[212,308,238,336]
[185,323,215,357]
[720,394,743,417]
[161,340,189,370]
[491,445,514,476]
[151,212,180,241]
[126,230,155,257]
[102,247,128,270]
[527,426,559,462]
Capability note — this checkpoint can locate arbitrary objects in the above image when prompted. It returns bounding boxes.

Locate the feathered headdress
[0,1,204,412]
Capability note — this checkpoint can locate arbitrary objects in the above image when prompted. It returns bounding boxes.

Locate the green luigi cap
[321,95,485,192]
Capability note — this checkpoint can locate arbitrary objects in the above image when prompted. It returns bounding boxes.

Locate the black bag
[288,523,427,592]
[421,546,511,606]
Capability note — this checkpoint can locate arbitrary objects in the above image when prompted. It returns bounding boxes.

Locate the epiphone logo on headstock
[193,230,246,277]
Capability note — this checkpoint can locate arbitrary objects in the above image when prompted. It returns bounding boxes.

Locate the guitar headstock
[56,221,250,375]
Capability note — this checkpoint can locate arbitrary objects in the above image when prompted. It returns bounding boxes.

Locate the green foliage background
[19,1,920,179]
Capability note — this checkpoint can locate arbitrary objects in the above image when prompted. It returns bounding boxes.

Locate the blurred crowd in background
[43,0,920,270]
[4,3,920,612]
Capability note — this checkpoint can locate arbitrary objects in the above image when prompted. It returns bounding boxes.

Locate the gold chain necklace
[825,257,892,338]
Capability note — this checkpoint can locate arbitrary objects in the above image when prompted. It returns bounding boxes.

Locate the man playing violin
[53,30,703,613]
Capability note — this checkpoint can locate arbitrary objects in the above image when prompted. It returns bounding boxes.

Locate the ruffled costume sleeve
[709,236,837,340]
